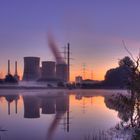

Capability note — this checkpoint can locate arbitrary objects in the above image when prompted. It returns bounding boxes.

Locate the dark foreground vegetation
[83,54,140,139]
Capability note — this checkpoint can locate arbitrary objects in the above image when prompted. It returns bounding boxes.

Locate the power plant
[22,38,71,84]
[47,33,70,83]
[4,60,19,83]
[1,33,71,85]
[0,31,71,85]
[23,57,40,81]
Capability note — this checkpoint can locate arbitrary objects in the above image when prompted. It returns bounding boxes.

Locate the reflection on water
[3,95,19,115]
[0,90,124,140]
[105,92,140,139]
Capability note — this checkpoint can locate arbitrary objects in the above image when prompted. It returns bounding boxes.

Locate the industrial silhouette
[23,57,40,81]
[22,40,70,83]
[4,60,18,83]
[0,32,72,86]
[41,61,56,80]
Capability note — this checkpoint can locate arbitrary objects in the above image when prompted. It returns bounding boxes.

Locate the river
[0,89,127,140]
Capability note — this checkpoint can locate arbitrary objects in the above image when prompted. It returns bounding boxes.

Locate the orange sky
[0,60,118,81]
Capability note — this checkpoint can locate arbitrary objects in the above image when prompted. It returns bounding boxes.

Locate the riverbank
[0,85,67,90]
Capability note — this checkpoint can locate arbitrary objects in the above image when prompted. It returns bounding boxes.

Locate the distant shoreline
[0,85,66,90]
[0,85,125,90]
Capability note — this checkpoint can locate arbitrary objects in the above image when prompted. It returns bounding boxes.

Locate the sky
[0,0,140,81]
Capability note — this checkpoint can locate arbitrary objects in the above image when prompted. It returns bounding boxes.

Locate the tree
[119,56,135,68]
[104,56,134,88]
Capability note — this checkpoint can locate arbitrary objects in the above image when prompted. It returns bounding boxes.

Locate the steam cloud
[48,32,65,64]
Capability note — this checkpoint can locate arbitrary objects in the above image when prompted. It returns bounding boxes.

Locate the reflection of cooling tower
[56,96,67,113]
[56,64,68,82]
[41,61,55,80]
[23,96,40,118]
[41,98,55,114]
[23,57,40,81]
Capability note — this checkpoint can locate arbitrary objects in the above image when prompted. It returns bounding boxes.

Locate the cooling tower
[41,61,55,80]
[23,57,40,81]
[56,63,68,82]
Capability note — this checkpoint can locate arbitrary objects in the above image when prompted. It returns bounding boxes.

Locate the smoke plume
[48,32,65,64]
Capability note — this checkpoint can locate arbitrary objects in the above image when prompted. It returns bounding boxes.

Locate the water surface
[0,89,126,140]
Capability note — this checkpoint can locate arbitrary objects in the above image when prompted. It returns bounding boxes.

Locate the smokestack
[8,60,10,75]
[15,61,17,75]
[14,61,20,81]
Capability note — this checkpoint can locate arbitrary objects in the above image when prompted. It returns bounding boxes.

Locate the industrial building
[75,76,83,84]
[41,61,55,80]
[22,57,68,83]
[23,57,40,81]
[4,60,19,83]
[56,63,68,82]
[22,43,70,84]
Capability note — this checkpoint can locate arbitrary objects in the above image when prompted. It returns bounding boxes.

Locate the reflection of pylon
[82,98,87,114]
[91,97,93,104]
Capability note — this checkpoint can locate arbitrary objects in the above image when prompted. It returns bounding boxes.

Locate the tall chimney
[8,60,10,75]
[15,61,17,75]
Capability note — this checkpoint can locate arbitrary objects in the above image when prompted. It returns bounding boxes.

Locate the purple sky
[0,0,140,80]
